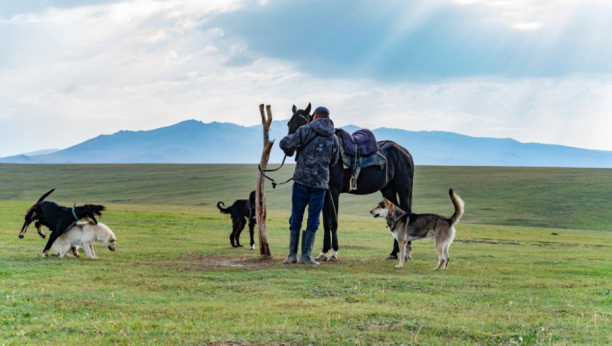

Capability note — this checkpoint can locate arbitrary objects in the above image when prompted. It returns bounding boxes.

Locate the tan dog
[52,222,116,259]
[370,189,464,270]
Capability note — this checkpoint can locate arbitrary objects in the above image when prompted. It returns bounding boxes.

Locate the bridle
[298,112,311,125]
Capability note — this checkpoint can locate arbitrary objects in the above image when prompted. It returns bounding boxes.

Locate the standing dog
[370,189,464,270]
[19,189,106,257]
[217,191,256,249]
[53,222,117,259]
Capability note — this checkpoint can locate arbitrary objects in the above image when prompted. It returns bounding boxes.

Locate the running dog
[53,222,117,259]
[19,189,106,257]
[370,189,464,270]
[217,190,256,249]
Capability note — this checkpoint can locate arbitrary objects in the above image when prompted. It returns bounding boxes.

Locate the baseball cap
[313,106,330,117]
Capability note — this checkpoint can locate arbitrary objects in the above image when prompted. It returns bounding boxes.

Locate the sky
[1,0,611,157]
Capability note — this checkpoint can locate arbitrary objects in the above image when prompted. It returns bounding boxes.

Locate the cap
[313,106,330,117]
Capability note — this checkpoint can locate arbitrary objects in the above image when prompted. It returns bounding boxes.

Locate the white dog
[53,222,117,259]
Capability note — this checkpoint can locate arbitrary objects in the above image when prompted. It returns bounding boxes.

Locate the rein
[258,155,293,189]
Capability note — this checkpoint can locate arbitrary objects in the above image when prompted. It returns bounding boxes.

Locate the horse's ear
[304,103,311,115]
[292,105,297,114]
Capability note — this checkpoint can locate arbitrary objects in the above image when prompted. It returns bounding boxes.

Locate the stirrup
[349,176,357,191]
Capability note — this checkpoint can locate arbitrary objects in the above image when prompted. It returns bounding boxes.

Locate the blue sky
[1,0,611,157]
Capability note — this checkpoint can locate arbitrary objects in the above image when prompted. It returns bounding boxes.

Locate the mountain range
[1,119,611,167]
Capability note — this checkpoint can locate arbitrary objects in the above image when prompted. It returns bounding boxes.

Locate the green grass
[1,164,611,231]
[1,164,611,345]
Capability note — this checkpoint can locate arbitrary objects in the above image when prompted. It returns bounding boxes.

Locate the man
[279,106,339,265]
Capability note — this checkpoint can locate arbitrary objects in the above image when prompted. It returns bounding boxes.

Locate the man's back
[280,118,339,190]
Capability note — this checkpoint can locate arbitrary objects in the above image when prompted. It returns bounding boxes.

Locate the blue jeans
[289,182,326,232]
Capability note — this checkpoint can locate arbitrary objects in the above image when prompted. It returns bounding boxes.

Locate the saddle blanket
[337,128,379,157]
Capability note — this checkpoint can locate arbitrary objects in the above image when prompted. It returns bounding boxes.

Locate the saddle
[336,128,387,191]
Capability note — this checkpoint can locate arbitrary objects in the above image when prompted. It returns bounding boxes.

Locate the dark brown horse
[286,104,415,261]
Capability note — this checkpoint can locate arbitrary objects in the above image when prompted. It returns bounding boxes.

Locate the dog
[217,191,256,249]
[53,222,116,259]
[370,189,464,270]
[19,189,106,257]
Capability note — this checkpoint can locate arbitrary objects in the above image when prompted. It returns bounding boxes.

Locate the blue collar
[71,203,79,221]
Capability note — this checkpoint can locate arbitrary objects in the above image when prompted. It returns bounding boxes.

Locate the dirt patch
[206,342,296,346]
[455,239,520,246]
[167,252,283,268]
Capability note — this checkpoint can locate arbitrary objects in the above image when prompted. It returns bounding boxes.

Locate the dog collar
[71,203,79,221]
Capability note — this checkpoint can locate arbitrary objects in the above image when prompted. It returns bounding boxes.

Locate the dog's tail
[217,201,231,215]
[38,189,55,202]
[449,189,464,225]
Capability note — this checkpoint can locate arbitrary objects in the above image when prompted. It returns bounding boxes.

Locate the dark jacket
[279,118,339,190]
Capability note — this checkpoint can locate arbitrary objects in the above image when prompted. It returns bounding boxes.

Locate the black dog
[217,191,256,249]
[19,189,106,257]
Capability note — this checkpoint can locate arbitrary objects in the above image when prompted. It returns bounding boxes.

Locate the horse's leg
[328,189,340,261]
[381,184,401,260]
[316,190,332,261]
[396,175,414,261]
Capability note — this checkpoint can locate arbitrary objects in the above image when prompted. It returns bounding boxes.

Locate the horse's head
[287,103,312,135]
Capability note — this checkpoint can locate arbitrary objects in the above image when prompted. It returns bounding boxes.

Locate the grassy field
[1,164,611,345]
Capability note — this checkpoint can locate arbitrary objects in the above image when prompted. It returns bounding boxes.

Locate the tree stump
[255,104,273,259]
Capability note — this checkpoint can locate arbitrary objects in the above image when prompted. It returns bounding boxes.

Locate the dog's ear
[383,198,394,209]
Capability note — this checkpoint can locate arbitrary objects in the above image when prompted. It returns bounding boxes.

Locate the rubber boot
[300,230,320,265]
[282,229,300,264]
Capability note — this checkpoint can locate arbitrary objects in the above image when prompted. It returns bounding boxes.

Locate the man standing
[279,106,339,265]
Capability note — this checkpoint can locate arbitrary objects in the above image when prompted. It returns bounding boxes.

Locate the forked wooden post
[255,104,273,259]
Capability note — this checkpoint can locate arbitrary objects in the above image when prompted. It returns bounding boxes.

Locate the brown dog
[370,189,464,270]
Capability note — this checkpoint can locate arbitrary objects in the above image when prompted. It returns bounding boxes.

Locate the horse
[286,103,415,261]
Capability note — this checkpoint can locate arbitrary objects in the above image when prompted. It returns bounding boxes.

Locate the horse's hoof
[315,254,328,261]
[250,245,255,250]
[238,245,244,248]
[387,255,398,260]
[328,255,339,262]
[19,235,24,239]
[41,235,46,239]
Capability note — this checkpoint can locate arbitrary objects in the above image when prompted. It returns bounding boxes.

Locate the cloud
[205,0,612,80]
[513,22,543,30]
[0,0,611,157]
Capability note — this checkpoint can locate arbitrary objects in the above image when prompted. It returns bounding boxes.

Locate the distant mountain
[22,149,60,156]
[1,119,611,168]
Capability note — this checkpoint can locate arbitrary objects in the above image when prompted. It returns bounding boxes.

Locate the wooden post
[255,104,273,259]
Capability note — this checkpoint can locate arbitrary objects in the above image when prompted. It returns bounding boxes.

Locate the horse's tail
[382,141,415,213]
[38,189,55,202]
[217,201,231,215]
[449,189,465,225]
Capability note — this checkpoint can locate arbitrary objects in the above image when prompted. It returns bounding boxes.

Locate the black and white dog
[19,189,106,257]
[217,191,256,249]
